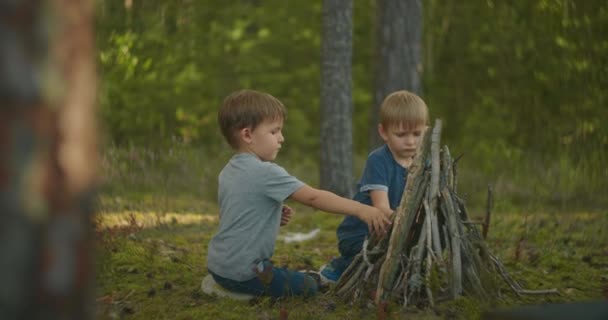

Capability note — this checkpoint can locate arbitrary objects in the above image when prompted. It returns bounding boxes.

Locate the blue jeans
[326,236,364,276]
[208,260,318,298]
[339,236,364,258]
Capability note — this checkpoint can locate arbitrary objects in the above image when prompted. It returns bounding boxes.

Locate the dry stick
[454,193,499,290]
[429,120,445,268]
[488,253,521,292]
[513,289,561,295]
[337,254,362,287]
[423,200,435,308]
[488,253,559,296]
[441,145,454,190]
[452,153,464,194]
[464,263,487,297]
[452,190,494,298]
[335,246,385,298]
[336,241,391,301]
[403,250,417,308]
[375,131,432,305]
[453,192,494,264]
[405,219,428,307]
[460,233,490,297]
[442,188,462,298]
[335,228,387,297]
[438,194,453,295]
[362,238,374,281]
[483,184,493,239]
[441,224,451,259]
[401,270,410,307]
[393,257,408,293]
[336,260,366,297]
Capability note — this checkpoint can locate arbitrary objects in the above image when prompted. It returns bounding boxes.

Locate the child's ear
[377,124,388,141]
[240,127,253,144]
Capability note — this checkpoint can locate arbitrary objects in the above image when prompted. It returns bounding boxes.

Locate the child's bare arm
[369,190,394,216]
[289,185,391,235]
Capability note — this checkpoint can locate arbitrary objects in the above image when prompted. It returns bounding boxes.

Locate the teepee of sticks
[334,119,557,308]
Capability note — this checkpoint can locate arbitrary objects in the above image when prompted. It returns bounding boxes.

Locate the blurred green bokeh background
[96,1,607,211]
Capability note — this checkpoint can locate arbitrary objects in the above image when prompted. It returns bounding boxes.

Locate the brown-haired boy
[207,89,391,298]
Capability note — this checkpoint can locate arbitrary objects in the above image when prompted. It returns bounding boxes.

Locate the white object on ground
[281,228,321,243]
[201,274,254,301]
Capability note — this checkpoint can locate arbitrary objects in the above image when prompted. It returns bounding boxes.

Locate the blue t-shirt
[337,144,408,243]
[207,153,304,281]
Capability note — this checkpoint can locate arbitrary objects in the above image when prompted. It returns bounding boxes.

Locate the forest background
[97,0,606,211]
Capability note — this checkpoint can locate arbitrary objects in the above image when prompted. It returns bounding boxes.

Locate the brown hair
[380,90,429,129]
[218,89,286,149]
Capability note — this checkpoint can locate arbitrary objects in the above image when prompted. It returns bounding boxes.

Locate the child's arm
[289,185,391,235]
[369,190,394,216]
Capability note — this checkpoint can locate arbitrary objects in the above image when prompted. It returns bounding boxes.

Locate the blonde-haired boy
[207,89,391,298]
[320,90,429,283]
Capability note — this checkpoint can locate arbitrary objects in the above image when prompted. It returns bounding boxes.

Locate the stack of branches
[334,119,556,309]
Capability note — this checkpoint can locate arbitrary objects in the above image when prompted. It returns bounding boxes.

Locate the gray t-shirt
[207,153,305,281]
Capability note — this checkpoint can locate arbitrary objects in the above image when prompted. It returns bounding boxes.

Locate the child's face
[379,122,426,164]
[244,118,284,161]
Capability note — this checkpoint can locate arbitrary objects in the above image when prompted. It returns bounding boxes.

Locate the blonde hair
[380,90,429,129]
[218,89,286,149]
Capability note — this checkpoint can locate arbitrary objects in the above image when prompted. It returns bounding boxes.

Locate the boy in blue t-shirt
[206,89,391,298]
[320,90,429,283]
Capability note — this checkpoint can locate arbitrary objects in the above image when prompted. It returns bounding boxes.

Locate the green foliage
[96,0,607,209]
[96,0,326,151]
[424,0,607,174]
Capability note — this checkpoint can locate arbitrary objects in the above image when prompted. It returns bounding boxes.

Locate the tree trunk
[320,0,354,197]
[369,0,424,150]
[0,1,98,319]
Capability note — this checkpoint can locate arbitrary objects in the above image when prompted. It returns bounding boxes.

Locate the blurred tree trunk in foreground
[0,1,98,319]
[320,0,354,197]
[369,0,423,150]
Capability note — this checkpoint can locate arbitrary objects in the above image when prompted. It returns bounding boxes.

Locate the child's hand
[280,205,294,226]
[357,206,392,236]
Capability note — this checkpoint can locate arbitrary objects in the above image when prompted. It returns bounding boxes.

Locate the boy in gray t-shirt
[207,89,391,298]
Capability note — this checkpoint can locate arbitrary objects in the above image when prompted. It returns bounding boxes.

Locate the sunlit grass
[97,211,217,228]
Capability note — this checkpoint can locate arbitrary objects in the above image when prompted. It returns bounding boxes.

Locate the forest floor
[93,196,607,320]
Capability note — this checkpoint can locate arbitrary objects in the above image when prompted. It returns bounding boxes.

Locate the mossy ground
[94,195,607,320]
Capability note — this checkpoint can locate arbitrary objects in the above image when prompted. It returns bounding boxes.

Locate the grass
[94,196,607,320]
[94,144,607,319]
[99,143,608,214]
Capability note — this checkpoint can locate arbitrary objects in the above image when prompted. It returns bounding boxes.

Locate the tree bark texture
[0,1,98,319]
[320,0,354,197]
[369,0,424,150]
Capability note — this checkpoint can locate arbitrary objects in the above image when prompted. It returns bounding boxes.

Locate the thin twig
[483,184,493,239]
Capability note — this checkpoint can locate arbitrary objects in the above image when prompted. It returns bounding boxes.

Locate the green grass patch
[96,144,606,318]
[95,200,607,319]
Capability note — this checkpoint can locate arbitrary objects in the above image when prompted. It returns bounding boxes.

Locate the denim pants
[326,236,365,275]
[208,260,318,298]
